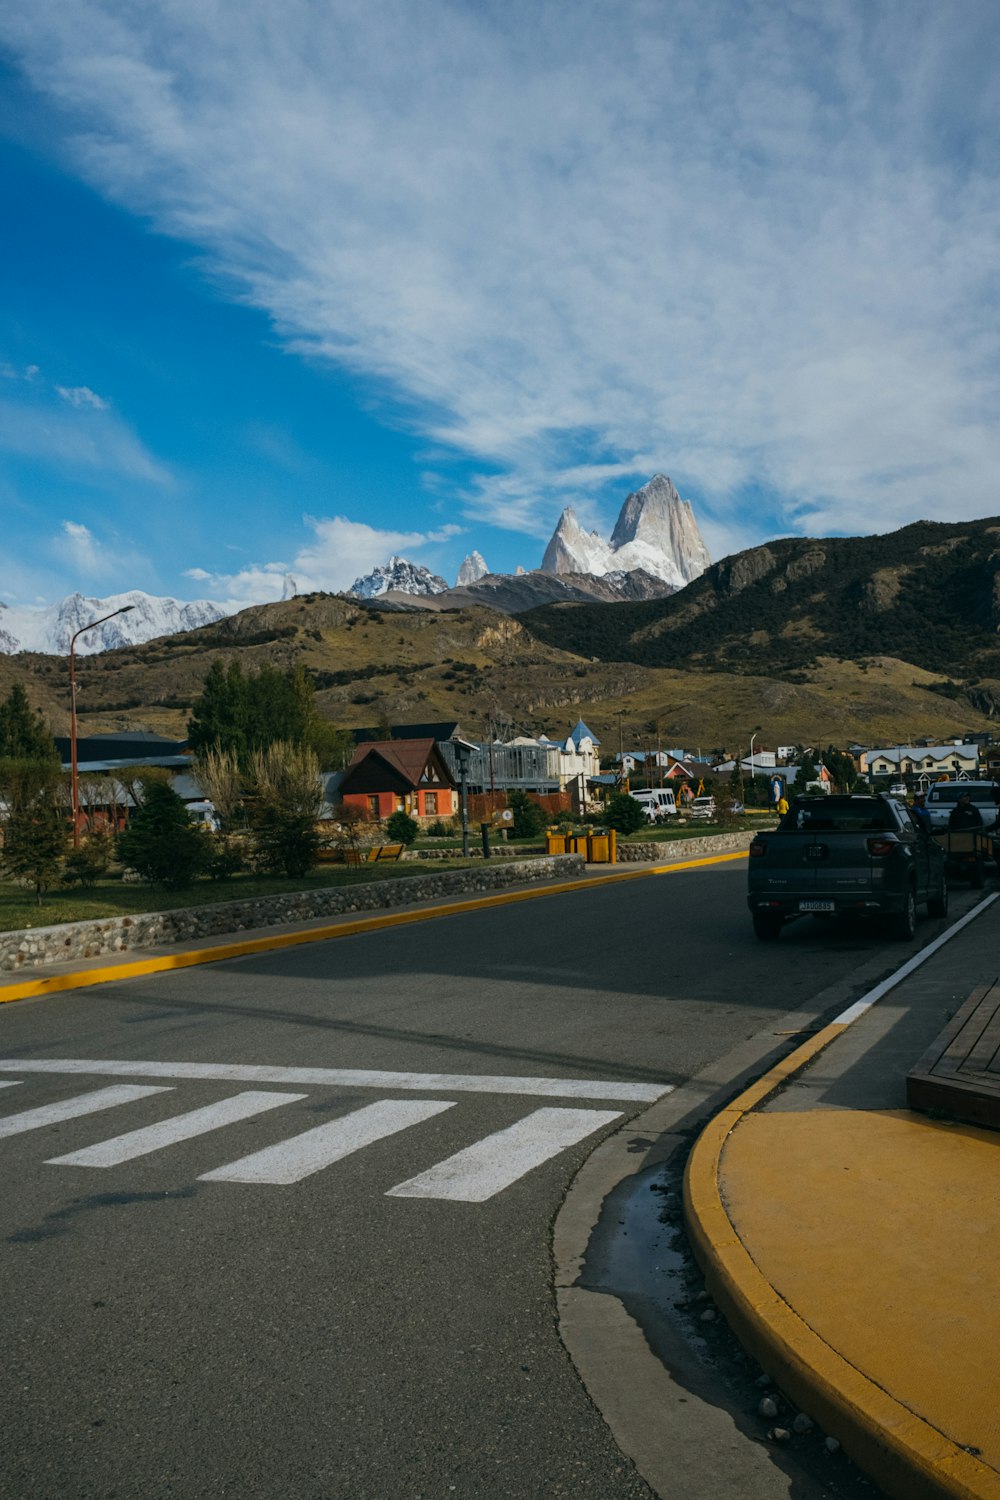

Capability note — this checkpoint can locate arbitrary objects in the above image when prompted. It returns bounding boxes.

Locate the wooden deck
[907,979,1000,1129]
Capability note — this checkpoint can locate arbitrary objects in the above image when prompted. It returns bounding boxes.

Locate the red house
[339,739,457,822]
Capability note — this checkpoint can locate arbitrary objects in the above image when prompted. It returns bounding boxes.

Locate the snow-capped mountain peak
[540,476,710,588]
[349,555,449,599]
[609,474,711,585]
[0,590,228,656]
[540,508,614,576]
[455,550,489,587]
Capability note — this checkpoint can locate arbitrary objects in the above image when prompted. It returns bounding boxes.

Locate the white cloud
[56,384,109,410]
[3,2,999,546]
[52,518,151,583]
[188,514,464,604]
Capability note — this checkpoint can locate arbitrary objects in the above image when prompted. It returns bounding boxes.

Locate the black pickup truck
[747,794,948,941]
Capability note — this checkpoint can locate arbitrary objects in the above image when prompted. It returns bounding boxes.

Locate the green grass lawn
[0,860,481,933]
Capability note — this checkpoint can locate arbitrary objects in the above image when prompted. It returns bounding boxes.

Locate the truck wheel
[927,876,948,919]
[752,913,782,942]
[890,885,917,941]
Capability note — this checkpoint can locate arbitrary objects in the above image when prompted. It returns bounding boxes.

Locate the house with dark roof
[339,739,457,822]
[54,731,191,773]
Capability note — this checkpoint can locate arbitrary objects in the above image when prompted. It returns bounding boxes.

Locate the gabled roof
[342,738,456,793]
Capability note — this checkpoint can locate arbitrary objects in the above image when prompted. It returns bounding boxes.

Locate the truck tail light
[749,837,768,857]
[867,838,895,857]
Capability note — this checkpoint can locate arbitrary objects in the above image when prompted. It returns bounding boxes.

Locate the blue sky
[1,1,998,610]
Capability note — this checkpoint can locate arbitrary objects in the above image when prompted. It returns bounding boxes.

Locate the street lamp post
[749,731,757,799]
[69,606,135,846]
[452,739,477,859]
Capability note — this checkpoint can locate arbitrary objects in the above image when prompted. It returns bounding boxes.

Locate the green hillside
[520,518,1000,683]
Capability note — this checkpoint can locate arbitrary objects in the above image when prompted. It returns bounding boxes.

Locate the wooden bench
[324,843,406,867]
[907,979,1000,1129]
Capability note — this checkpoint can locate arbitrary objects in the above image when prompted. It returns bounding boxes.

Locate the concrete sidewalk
[685,894,1000,1500]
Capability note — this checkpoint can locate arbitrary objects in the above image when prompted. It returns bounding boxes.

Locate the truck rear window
[779,800,894,833]
[927,785,998,804]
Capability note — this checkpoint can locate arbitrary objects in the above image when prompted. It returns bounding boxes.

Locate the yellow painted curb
[0,848,748,1005]
[683,1025,1000,1500]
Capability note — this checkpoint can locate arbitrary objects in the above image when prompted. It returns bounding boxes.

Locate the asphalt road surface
[0,863,923,1499]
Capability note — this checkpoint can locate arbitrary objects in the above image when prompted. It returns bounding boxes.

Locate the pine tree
[117,783,206,888]
[2,788,67,903]
[0,684,59,761]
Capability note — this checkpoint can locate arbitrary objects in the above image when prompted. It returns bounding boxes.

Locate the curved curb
[682,1027,1000,1500]
[0,849,748,1005]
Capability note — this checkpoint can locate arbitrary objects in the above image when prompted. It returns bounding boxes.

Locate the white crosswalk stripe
[0,1058,670,1103]
[200,1098,456,1185]
[0,1081,19,1089]
[0,1066,642,1201]
[387,1106,622,1202]
[46,1090,306,1168]
[0,1085,171,1139]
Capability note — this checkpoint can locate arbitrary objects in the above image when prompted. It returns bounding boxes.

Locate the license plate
[799,900,835,912]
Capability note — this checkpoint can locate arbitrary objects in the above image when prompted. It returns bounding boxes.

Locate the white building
[860,744,980,780]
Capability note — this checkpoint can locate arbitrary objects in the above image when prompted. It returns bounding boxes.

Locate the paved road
[0,864,924,1498]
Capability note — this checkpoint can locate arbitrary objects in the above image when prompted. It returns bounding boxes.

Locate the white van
[628,788,677,821]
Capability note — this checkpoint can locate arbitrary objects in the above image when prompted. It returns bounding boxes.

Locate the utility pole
[69,605,135,847]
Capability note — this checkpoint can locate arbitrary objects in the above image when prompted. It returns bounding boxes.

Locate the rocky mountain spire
[540,508,613,576]
[539,475,710,587]
[456,550,489,586]
[609,474,711,586]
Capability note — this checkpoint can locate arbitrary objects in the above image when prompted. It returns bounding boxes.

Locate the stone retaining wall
[0,855,585,973]
[615,829,760,861]
[406,845,540,860]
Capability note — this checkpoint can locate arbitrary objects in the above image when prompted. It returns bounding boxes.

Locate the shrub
[506,790,548,838]
[426,819,456,838]
[385,811,419,846]
[117,783,206,888]
[602,793,647,835]
[246,742,323,879]
[203,835,247,881]
[62,833,112,888]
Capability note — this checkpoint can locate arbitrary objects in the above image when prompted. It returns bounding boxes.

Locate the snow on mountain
[540,474,710,588]
[0,590,229,656]
[455,550,489,587]
[610,475,711,585]
[349,555,449,599]
[540,510,614,576]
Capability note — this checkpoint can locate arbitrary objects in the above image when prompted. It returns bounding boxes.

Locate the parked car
[923,780,1000,835]
[747,793,947,941]
[628,788,677,821]
[689,796,717,820]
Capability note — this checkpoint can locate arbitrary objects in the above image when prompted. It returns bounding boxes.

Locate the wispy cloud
[186,514,463,604]
[3,1,999,552]
[51,517,151,585]
[0,361,169,484]
[55,384,108,410]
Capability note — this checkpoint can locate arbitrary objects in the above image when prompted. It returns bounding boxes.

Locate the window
[367,795,379,817]
[395,795,405,813]
[425,792,438,815]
